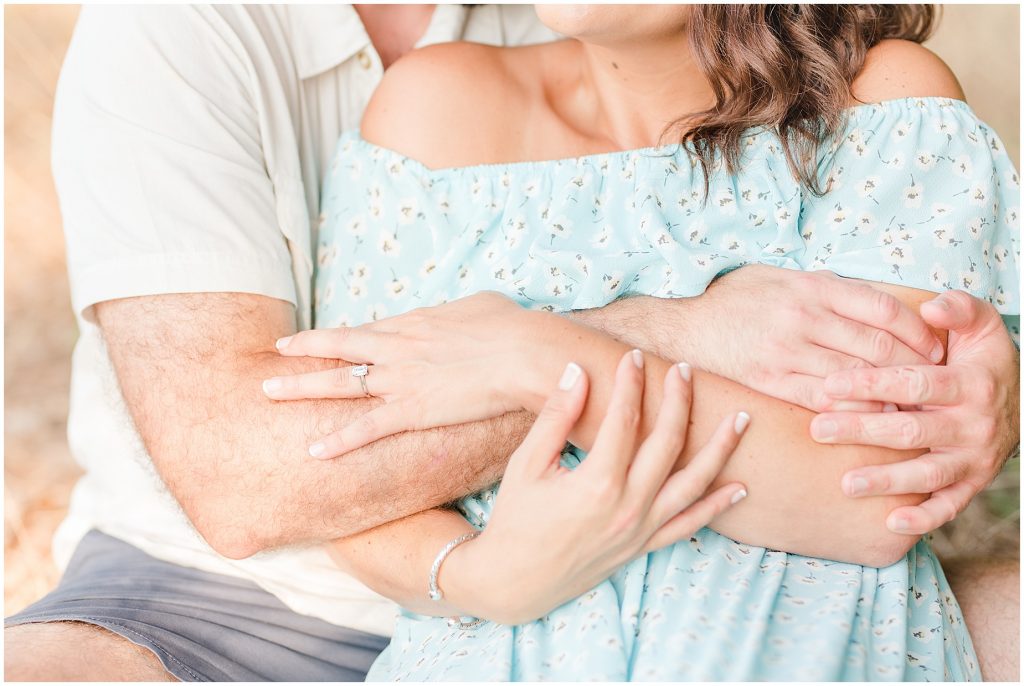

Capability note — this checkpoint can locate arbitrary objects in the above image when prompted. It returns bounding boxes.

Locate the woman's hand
[264,292,549,459]
[442,350,749,626]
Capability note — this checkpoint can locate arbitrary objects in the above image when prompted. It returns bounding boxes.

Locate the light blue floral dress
[315,98,1019,681]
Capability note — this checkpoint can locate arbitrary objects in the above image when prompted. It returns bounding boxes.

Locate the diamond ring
[351,364,371,397]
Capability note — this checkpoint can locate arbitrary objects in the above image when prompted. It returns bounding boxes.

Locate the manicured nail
[811,418,837,442]
[730,488,748,505]
[888,516,911,533]
[558,362,582,390]
[882,403,899,413]
[929,343,945,363]
[824,376,852,397]
[677,362,691,381]
[734,411,750,434]
[263,378,283,396]
[276,336,293,350]
[848,476,870,496]
[309,442,327,458]
[631,349,644,369]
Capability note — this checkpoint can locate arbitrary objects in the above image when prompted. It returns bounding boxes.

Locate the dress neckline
[343,96,975,177]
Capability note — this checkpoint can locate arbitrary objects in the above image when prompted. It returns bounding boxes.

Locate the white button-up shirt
[51,3,556,637]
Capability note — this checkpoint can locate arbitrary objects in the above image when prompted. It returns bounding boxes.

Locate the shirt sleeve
[53,5,297,321]
[796,98,1020,336]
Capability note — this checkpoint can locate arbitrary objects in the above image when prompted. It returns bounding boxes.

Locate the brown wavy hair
[677,4,937,197]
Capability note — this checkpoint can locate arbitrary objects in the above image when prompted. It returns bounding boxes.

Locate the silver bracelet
[428,530,485,630]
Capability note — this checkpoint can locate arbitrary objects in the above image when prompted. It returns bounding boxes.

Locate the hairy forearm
[96,293,533,558]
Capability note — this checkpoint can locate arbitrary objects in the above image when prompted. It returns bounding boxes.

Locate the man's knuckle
[898,418,926,447]
[871,330,897,362]
[974,372,999,406]
[974,417,998,445]
[873,291,901,323]
[922,461,948,492]
[901,367,932,403]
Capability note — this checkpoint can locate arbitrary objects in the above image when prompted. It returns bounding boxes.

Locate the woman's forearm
[521,309,926,567]
[329,508,482,619]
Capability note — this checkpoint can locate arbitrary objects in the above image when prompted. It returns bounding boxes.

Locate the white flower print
[890,119,913,143]
[397,197,420,225]
[958,270,979,291]
[902,181,924,208]
[854,212,877,235]
[385,158,405,179]
[882,243,915,269]
[913,151,936,171]
[601,271,625,296]
[436,193,451,216]
[386,276,411,299]
[346,214,367,236]
[928,263,948,290]
[549,215,574,242]
[351,262,371,281]
[720,232,745,254]
[992,243,1010,271]
[684,219,709,246]
[966,216,986,241]
[320,281,335,308]
[521,178,541,199]
[348,158,363,181]
[591,224,613,249]
[855,176,881,198]
[953,154,974,178]
[348,281,367,300]
[931,225,955,248]
[378,233,401,257]
[714,188,737,216]
[365,303,388,322]
[968,182,989,206]
[317,242,338,268]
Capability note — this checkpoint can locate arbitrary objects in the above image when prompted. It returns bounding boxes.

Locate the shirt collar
[287,4,498,81]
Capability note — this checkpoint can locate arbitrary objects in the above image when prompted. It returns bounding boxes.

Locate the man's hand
[810,290,1020,535]
[571,264,944,412]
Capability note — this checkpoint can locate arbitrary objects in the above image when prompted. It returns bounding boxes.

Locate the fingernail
[824,376,852,397]
[888,516,911,533]
[882,402,899,413]
[929,343,945,363]
[262,378,283,396]
[631,349,644,369]
[730,488,748,505]
[309,442,327,458]
[848,476,870,496]
[734,411,750,434]
[558,362,582,390]
[276,336,293,350]
[928,296,950,311]
[677,362,691,381]
[811,418,837,442]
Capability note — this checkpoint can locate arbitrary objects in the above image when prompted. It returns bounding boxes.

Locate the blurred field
[4,4,1020,616]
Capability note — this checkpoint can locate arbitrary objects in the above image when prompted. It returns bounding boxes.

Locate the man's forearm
[96,293,533,558]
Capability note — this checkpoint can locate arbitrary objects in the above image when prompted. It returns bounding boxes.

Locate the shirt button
[357,50,372,70]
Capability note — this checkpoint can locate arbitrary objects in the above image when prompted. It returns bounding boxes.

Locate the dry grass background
[4,4,1021,616]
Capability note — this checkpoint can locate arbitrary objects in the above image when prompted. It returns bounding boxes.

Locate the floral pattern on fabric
[315,98,1018,681]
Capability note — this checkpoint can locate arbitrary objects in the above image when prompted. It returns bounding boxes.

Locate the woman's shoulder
[850,39,965,105]
[360,41,544,169]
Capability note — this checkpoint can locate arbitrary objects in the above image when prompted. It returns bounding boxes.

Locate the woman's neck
[561,35,716,150]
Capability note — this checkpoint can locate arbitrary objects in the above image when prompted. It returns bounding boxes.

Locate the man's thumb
[920,290,996,334]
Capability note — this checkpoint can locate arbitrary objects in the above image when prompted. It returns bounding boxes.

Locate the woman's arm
[319,284,943,627]
[332,356,748,626]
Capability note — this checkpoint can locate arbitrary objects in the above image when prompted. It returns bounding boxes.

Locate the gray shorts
[4,530,390,681]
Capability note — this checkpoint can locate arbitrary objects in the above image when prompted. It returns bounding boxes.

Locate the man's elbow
[180,495,274,560]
